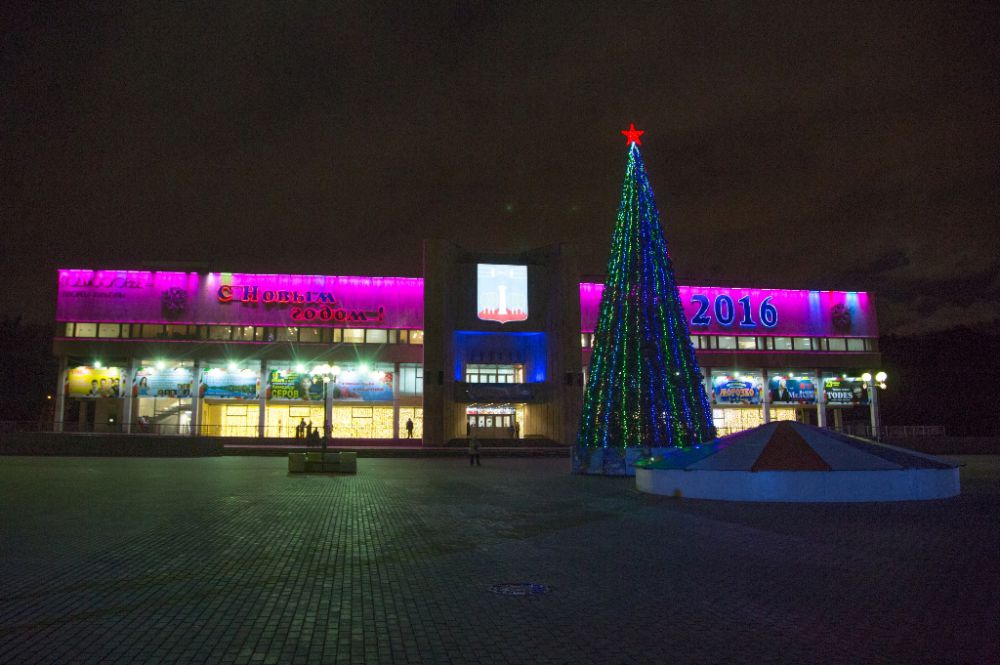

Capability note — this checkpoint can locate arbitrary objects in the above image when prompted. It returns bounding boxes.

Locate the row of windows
[62,323,424,345]
[464,364,524,384]
[580,334,875,352]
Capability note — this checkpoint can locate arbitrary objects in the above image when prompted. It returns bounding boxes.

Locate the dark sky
[3,1,998,334]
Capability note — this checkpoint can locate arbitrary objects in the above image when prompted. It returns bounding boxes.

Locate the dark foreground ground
[1,456,997,665]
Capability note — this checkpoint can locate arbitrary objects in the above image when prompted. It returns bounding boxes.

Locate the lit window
[209,326,233,340]
[75,322,98,337]
[298,328,321,343]
[165,325,189,339]
[737,336,757,350]
[140,324,164,339]
[793,337,812,350]
[276,327,298,342]
[365,329,388,344]
[387,330,398,344]
[717,336,737,349]
[827,338,847,351]
[342,329,365,344]
[689,335,699,349]
[582,334,590,348]
[64,323,74,336]
[233,326,255,341]
[255,327,276,342]
[409,330,424,345]
[773,337,793,350]
[330,328,342,343]
[846,338,865,351]
[97,323,120,338]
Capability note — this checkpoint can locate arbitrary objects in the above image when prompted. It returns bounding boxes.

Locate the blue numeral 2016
[689,295,777,328]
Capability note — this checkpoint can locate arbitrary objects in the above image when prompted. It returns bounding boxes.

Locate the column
[122,357,139,434]
[258,360,268,438]
[869,383,880,440]
[190,360,202,436]
[324,378,334,439]
[761,369,770,424]
[53,356,68,432]
[392,362,400,440]
[816,369,827,428]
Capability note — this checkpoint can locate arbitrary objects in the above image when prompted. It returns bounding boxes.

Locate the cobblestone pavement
[1,455,997,665]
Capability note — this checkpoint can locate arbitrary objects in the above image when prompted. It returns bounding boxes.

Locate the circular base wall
[635,467,960,502]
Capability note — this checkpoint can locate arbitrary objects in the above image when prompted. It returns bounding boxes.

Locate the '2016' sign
[690,295,778,328]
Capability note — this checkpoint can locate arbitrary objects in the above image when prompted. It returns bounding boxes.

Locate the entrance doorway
[465,404,523,438]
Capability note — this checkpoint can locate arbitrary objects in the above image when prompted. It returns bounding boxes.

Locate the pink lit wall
[579,283,877,337]
[57,270,425,328]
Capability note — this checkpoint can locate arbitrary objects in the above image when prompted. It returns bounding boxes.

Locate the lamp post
[311,364,340,471]
[861,371,888,441]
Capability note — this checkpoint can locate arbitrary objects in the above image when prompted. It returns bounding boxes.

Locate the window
[233,326,254,341]
[387,330,398,344]
[365,329,388,344]
[342,328,365,343]
[254,327,275,342]
[737,336,757,350]
[827,338,847,351]
[793,337,813,351]
[276,327,298,342]
[75,322,98,337]
[209,326,233,340]
[64,323,74,336]
[582,334,590,348]
[140,324,165,339]
[330,328,342,343]
[97,323,120,338]
[465,364,523,384]
[773,337,793,350]
[165,325,190,339]
[399,364,423,394]
[689,335,700,349]
[299,328,321,344]
[717,336,737,349]
[846,338,865,351]
[409,330,424,345]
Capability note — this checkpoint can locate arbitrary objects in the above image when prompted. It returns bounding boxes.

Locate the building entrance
[466,404,523,438]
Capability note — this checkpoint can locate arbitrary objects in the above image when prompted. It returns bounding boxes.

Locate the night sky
[3,1,998,334]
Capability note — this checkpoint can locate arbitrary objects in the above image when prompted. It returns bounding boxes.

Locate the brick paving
[1,455,998,664]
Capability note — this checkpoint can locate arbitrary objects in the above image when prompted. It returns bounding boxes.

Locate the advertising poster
[823,376,870,405]
[200,368,259,400]
[266,370,324,401]
[67,366,124,398]
[768,375,817,404]
[477,264,528,323]
[133,367,193,398]
[330,372,394,402]
[711,373,762,405]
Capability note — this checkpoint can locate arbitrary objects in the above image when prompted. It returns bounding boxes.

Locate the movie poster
[768,375,817,404]
[67,366,124,398]
[266,370,324,401]
[823,376,870,405]
[711,372,763,405]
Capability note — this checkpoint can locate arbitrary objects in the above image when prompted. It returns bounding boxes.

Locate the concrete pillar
[833,408,844,431]
[392,362,400,439]
[816,370,827,428]
[324,377,334,439]
[258,360,268,438]
[761,369,770,424]
[53,357,68,432]
[122,357,139,433]
[869,383,880,440]
[190,360,202,436]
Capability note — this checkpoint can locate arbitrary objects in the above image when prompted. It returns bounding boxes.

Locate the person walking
[296,418,306,439]
[405,418,414,439]
[469,434,481,466]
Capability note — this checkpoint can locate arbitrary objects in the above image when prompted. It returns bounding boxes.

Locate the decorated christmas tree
[577,125,716,466]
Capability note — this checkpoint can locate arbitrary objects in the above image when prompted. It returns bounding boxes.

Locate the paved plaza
[1,455,998,664]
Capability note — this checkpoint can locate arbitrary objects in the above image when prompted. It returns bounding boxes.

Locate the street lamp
[310,363,341,470]
[861,371,888,440]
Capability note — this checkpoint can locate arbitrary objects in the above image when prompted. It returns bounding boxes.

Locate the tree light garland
[578,132,716,450]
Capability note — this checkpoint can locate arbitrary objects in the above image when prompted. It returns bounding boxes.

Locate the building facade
[52,241,881,443]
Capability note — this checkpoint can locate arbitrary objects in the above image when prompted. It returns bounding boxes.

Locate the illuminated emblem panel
[477,264,528,323]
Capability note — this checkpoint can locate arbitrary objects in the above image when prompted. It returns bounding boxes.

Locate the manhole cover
[489,583,549,596]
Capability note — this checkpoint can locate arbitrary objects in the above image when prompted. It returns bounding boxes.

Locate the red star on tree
[621,123,644,146]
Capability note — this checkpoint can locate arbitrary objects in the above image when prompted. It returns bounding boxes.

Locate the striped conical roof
[639,422,958,472]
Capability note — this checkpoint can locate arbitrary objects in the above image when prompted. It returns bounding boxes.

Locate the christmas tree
[578,125,716,458]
